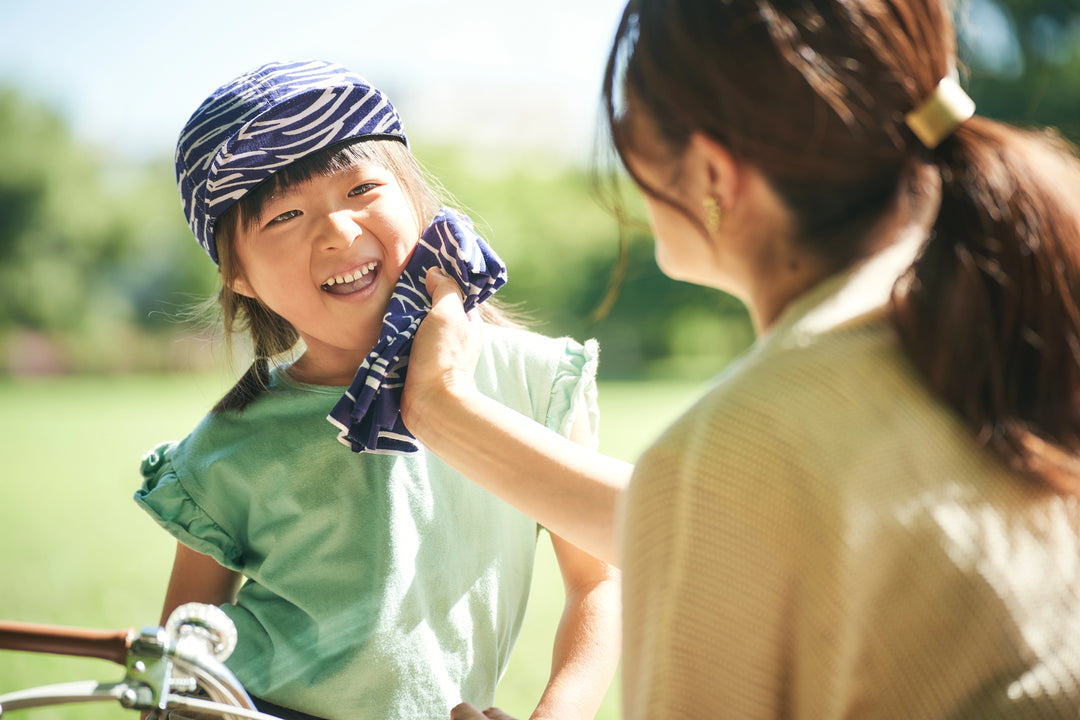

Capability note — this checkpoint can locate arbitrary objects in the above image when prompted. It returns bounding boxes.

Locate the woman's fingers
[415,268,480,365]
[426,268,468,319]
[401,268,484,430]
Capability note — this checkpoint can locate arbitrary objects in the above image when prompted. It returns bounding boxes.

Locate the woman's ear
[688,132,740,210]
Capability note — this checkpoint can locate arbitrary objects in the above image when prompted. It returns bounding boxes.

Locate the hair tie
[904,77,975,149]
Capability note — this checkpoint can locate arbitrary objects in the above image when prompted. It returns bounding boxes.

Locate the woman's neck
[746,165,939,334]
[744,244,832,333]
[726,168,831,333]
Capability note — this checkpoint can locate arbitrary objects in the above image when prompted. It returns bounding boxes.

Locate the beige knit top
[621,238,1080,719]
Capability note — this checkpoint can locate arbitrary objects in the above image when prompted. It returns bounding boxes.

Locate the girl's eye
[268,209,301,226]
[349,183,378,197]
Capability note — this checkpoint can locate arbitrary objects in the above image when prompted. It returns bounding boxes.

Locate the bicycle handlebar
[0,604,282,719]
[0,621,132,666]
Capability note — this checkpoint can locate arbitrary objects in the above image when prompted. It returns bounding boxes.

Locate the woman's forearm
[403,269,631,564]
[406,383,631,566]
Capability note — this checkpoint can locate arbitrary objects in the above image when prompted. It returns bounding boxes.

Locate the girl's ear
[228,272,257,299]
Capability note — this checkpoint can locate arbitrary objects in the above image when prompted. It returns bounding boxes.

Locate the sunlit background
[2,0,1079,379]
[0,0,627,163]
[1,1,1079,719]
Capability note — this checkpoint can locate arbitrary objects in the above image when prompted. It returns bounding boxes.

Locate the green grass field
[0,373,704,720]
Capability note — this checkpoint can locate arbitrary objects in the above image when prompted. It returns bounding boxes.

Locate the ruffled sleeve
[134,441,245,571]
[544,337,600,439]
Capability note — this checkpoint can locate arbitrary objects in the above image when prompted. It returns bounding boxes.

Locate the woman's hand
[401,268,484,432]
[450,702,519,720]
[402,267,630,565]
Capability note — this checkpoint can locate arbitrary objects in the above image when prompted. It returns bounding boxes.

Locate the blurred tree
[4,0,1080,378]
[960,0,1080,140]
[417,143,755,378]
[0,89,114,332]
[0,89,215,372]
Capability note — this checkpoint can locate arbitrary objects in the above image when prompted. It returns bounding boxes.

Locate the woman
[402,0,1080,716]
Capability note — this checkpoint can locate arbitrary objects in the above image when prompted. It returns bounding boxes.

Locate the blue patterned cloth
[175,59,406,264]
[327,207,507,454]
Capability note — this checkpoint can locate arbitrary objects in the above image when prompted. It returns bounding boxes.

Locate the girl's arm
[532,529,621,720]
[159,542,242,625]
[527,410,621,720]
[401,270,633,566]
[142,544,241,720]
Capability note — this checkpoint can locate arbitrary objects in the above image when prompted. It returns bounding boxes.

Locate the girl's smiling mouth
[322,261,380,295]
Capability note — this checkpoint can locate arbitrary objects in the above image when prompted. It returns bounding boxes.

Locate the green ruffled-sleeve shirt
[135,324,599,720]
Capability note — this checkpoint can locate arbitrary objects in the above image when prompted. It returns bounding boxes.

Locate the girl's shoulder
[477,324,597,382]
[480,322,594,355]
[157,379,344,479]
[476,324,599,435]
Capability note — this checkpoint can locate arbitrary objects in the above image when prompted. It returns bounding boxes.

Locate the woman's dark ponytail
[602,0,1080,496]
[892,116,1080,494]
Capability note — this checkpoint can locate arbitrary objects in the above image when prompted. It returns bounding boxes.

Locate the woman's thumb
[426,268,465,309]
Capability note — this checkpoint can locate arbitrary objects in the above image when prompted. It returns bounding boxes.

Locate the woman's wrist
[401,371,481,440]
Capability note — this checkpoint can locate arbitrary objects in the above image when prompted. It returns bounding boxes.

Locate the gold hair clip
[904,77,975,149]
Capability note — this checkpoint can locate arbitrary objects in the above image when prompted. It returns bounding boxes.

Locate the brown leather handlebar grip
[0,621,132,666]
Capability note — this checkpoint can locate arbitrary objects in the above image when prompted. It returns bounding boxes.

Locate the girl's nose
[316,211,361,251]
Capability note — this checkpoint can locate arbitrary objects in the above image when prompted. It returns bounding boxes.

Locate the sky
[0,0,629,165]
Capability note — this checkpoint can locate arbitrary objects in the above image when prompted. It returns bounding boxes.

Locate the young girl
[402,1,1080,718]
[134,60,619,720]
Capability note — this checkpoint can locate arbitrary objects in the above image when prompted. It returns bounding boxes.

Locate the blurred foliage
[0,92,752,379]
[959,0,1080,141]
[1,0,1078,378]
[0,89,217,373]
[416,143,753,378]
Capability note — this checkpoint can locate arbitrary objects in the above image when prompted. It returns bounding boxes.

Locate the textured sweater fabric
[622,239,1080,719]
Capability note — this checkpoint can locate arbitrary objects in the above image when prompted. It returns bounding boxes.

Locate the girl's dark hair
[603,0,1080,496]
[210,138,516,413]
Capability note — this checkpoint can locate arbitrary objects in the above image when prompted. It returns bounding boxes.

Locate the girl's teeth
[325,262,377,288]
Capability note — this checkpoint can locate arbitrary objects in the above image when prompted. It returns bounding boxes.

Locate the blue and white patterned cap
[175,59,407,264]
